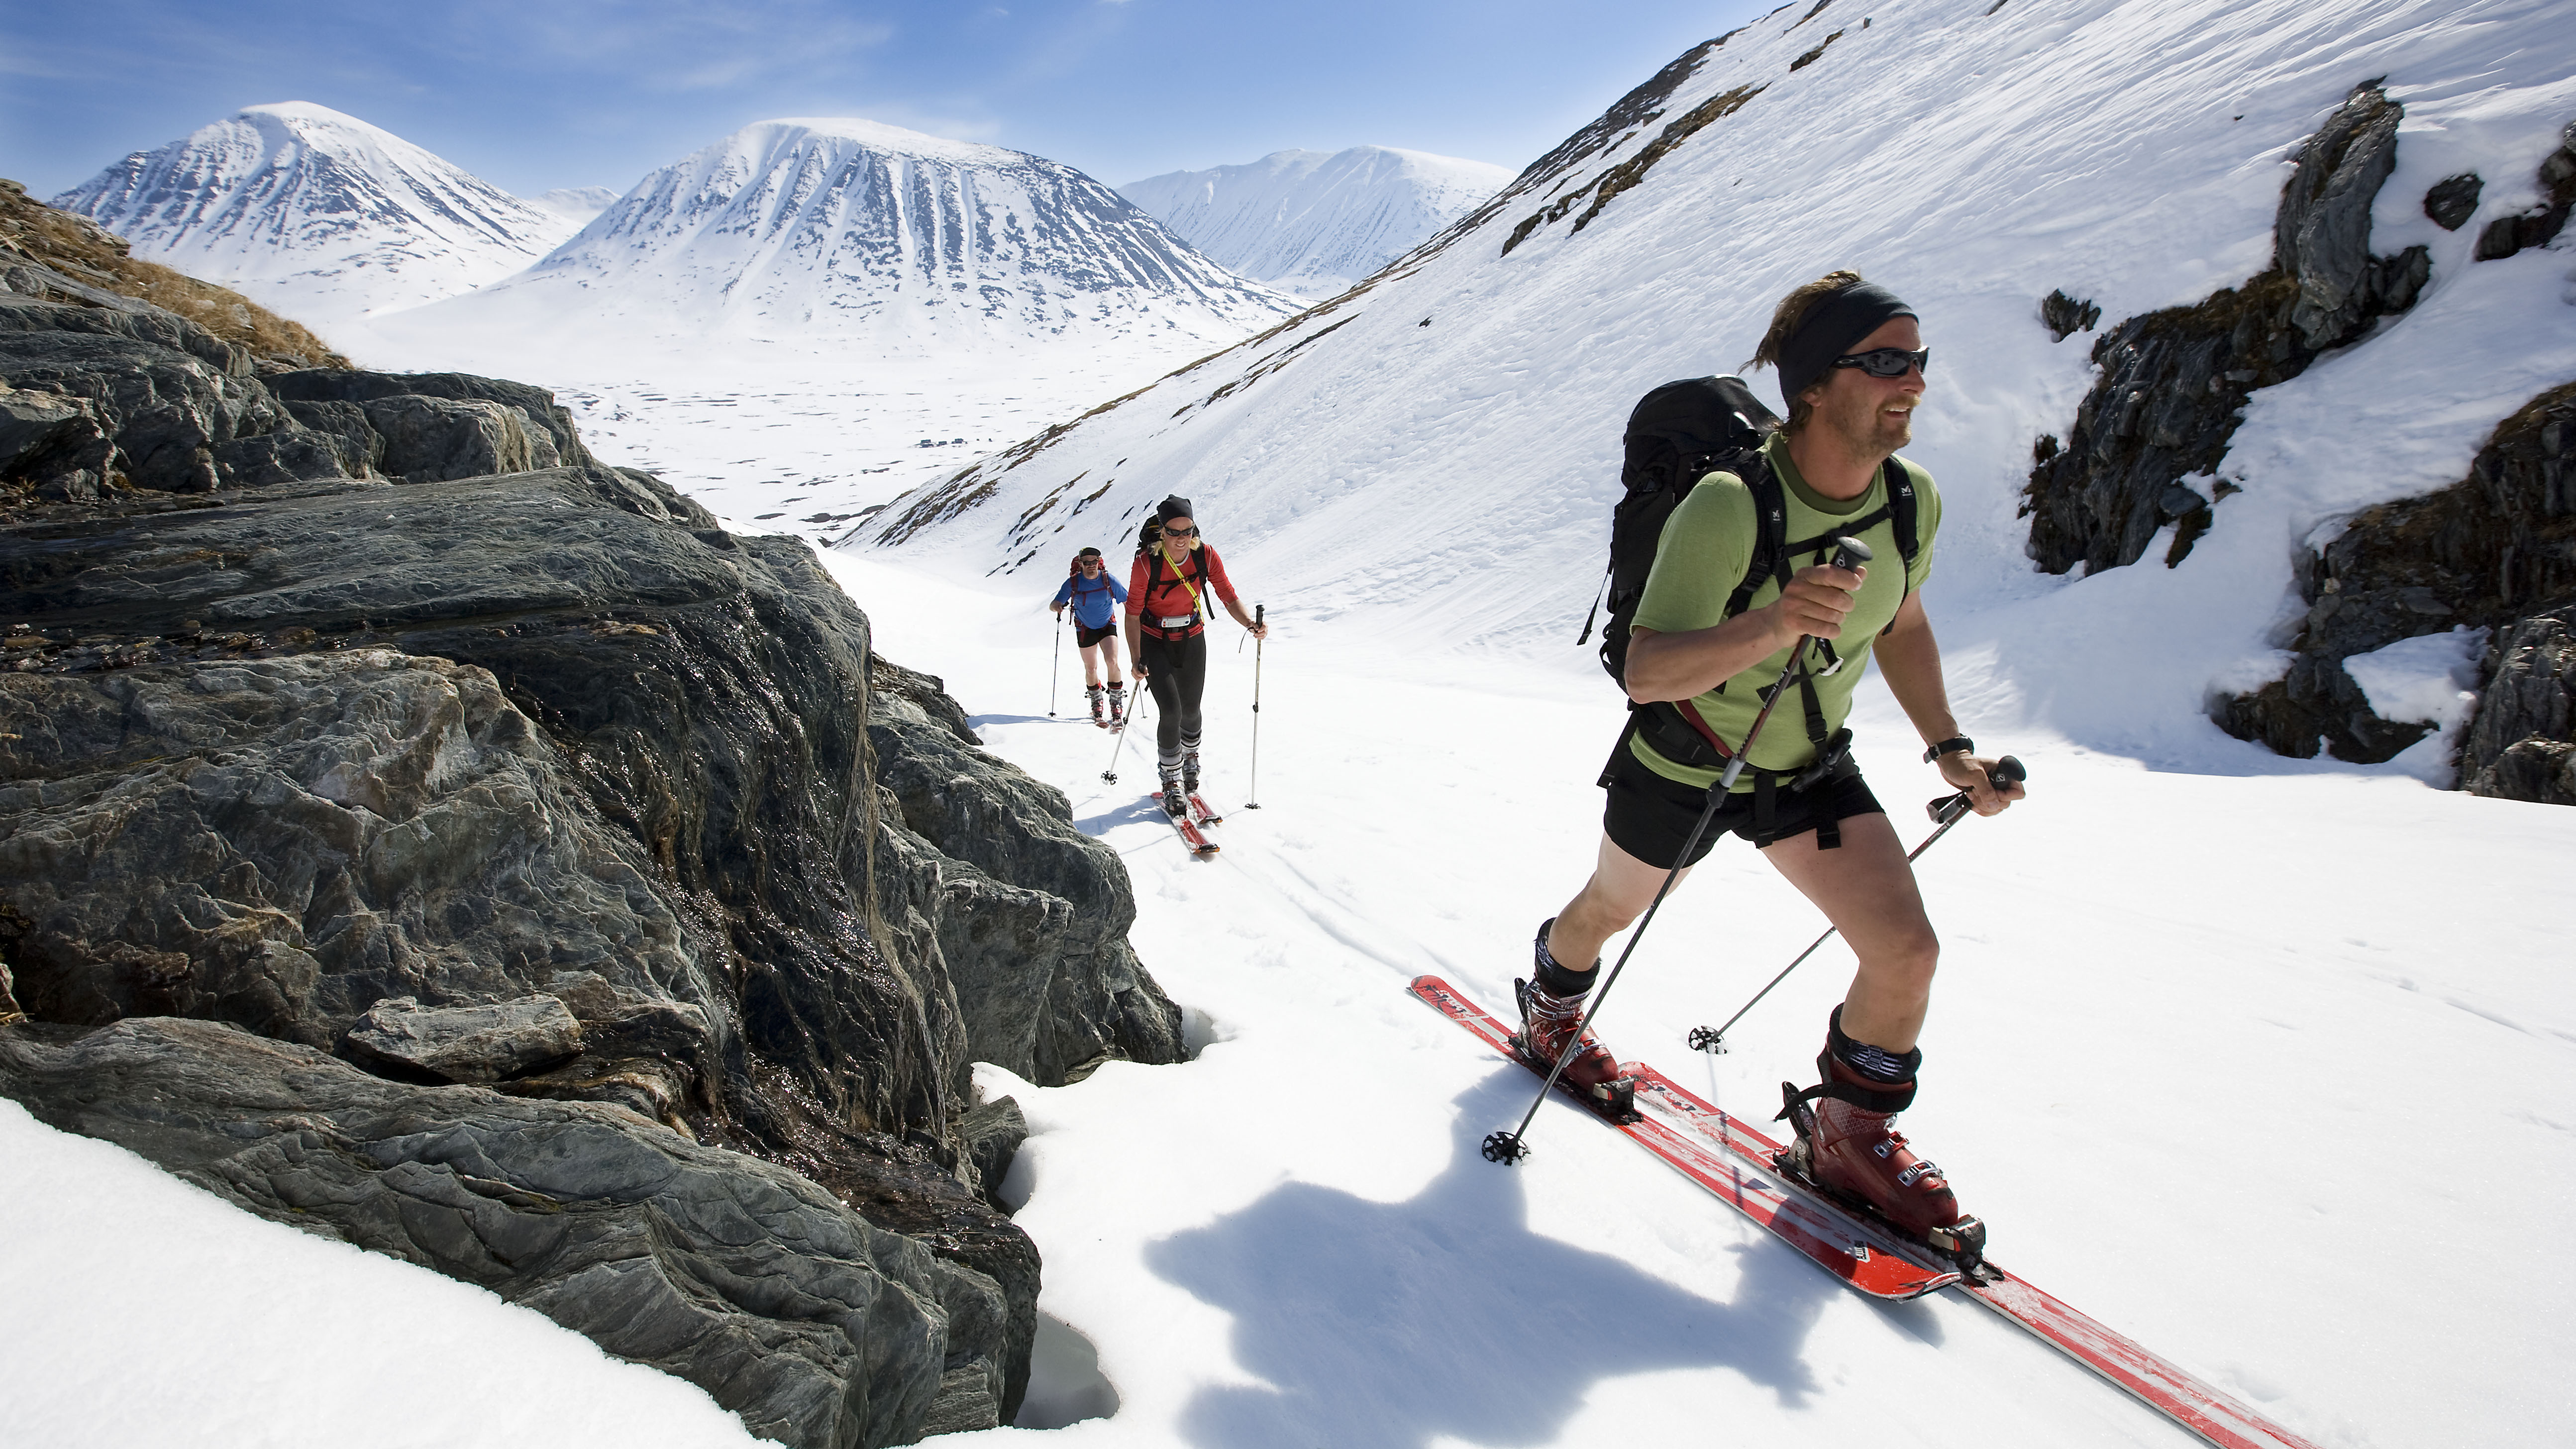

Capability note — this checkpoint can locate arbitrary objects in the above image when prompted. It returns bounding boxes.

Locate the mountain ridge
[1120,144,1513,300]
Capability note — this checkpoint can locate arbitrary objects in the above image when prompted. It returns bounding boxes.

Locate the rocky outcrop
[2021,82,2430,575]
[2461,605,2576,803]
[0,189,1184,1436]
[0,1017,984,1449]
[2469,122,2576,262]
[2216,382,2576,774]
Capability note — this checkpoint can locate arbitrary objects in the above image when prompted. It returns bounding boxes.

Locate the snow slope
[51,102,582,322]
[858,0,2576,776]
[1121,146,1515,300]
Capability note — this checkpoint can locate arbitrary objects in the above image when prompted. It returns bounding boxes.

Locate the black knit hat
[1155,495,1196,524]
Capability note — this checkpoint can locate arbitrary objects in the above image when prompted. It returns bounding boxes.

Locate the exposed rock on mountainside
[1,176,341,369]
[2461,603,2576,803]
[1121,146,1512,301]
[2020,81,2429,577]
[1,186,1182,1439]
[2217,381,2576,776]
[481,117,1296,349]
[52,103,581,321]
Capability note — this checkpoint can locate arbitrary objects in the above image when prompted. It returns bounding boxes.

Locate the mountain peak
[52,105,578,322]
[1120,144,1513,300]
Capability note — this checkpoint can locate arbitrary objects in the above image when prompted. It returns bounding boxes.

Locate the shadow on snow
[1143,1077,1849,1448]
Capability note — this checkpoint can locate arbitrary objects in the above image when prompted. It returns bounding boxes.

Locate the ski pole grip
[1925,755,2027,824]
[1829,535,1874,573]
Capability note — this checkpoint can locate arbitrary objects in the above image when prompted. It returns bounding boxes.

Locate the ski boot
[1182,747,1201,794]
[1511,919,1637,1121]
[1107,682,1127,727]
[1160,774,1189,819]
[1777,1008,1986,1271]
[1087,684,1108,727]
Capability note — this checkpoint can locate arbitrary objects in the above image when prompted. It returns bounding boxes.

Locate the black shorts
[1076,621,1117,649]
[1601,741,1884,868]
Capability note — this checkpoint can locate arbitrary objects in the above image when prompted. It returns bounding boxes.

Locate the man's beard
[1825,389,1918,457]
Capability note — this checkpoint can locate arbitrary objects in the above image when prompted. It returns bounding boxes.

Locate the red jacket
[1126,543,1239,638]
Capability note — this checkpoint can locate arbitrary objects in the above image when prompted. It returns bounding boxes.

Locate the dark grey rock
[0,318,1189,1421]
[354,393,559,482]
[2470,121,2576,262]
[266,368,597,472]
[342,994,586,1083]
[0,1016,956,1449]
[0,307,300,493]
[2424,172,2483,230]
[2276,81,2404,349]
[2463,604,2576,804]
[2023,82,2431,576]
[0,651,716,1050]
[2216,381,2576,771]
[959,1096,1029,1211]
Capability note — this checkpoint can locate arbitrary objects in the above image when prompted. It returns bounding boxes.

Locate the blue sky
[1,0,1772,201]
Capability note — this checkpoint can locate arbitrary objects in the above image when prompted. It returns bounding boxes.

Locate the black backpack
[1578,375,1921,798]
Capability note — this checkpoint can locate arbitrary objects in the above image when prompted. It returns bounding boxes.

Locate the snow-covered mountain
[50,102,581,322]
[1121,145,1513,300]
[419,118,1300,354]
[528,186,621,224]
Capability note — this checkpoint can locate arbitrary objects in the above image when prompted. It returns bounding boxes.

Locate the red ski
[1408,976,1957,1301]
[1187,792,1224,828]
[1627,1064,2326,1449]
[1167,811,1220,858]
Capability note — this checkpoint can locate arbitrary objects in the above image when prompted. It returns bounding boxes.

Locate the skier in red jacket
[1125,495,1267,818]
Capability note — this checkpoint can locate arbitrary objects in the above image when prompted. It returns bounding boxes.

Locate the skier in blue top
[1051,546,1131,727]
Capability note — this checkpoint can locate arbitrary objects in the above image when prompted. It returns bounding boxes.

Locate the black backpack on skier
[1579,374,1921,686]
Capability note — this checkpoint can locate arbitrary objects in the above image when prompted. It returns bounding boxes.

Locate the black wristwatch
[1923,736,1974,763]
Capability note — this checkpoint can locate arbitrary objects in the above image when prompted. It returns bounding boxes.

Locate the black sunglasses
[1160,523,1198,538]
[1832,347,1930,378]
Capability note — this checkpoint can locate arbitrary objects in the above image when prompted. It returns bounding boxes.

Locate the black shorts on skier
[1051,546,1130,727]
[1522,272,2024,1248]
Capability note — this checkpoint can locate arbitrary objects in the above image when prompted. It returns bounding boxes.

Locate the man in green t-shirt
[1518,272,2025,1241]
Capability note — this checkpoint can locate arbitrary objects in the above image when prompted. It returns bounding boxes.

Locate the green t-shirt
[1628,432,1942,790]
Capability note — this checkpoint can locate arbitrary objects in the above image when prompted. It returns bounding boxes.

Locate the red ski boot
[1512,920,1636,1120]
[1778,1012,1985,1268]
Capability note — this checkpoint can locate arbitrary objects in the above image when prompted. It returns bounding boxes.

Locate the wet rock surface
[2216,382,2576,777]
[0,1017,977,1449]
[0,222,1185,1433]
[2022,82,2429,576]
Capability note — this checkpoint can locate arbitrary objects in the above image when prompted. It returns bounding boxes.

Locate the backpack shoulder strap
[1722,451,1788,622]
[1881,456,1919,634]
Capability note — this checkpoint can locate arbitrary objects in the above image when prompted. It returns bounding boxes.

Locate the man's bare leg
[1546,833,1694,972]
[1757,811,1937,1050]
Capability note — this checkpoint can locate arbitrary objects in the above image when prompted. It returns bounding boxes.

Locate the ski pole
[1486,536,1873,1165]
[1102,677,1151,784]
[1244,603,1265,810]
[1687,754,2028,1056]
[1048,609,1064,718]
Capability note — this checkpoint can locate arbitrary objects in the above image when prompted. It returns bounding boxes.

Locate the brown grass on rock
[0,177,346,370]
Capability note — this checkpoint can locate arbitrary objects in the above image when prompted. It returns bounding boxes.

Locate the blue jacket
[1052,571,1127,630]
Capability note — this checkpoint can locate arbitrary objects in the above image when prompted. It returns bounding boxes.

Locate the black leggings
[1138,630,1207,768]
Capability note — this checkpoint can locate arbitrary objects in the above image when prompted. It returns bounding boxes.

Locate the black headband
[1777,281,1917,410]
